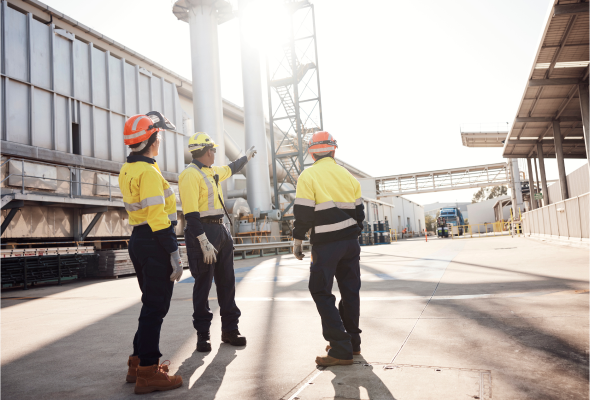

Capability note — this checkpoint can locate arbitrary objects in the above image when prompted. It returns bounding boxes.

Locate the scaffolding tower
[266,0,323,217]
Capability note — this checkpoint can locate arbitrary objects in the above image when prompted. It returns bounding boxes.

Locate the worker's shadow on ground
[326,355,397,400]
[176,343,241,399]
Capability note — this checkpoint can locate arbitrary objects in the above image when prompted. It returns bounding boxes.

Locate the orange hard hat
[308,131,338,155]
[123,111,176,146]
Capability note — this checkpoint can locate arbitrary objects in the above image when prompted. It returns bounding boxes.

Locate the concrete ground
[1,236,588,399]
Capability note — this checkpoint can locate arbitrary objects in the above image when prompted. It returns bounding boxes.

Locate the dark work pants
[309,238,362,360]
[129,225,174,366]
[186,223,241,333]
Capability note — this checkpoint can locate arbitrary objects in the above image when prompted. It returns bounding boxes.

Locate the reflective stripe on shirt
[124,195,165,212]
[314,218,358,234]
[294,198,315,207]
[188,164,217,213]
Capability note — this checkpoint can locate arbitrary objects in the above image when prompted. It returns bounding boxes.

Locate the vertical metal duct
[238,0,272,211]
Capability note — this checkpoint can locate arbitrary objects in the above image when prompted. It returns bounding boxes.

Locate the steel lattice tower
[266,0,323,217]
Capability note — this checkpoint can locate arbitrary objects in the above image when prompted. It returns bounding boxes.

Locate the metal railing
[443,221,523,239]
[523,192,589,241]
[234,240,310,259]
[1,157,121,202]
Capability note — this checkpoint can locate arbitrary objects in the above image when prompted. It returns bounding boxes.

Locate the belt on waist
[201,217,224,224]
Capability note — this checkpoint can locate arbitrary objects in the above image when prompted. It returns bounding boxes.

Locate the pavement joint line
[389,242,464,365]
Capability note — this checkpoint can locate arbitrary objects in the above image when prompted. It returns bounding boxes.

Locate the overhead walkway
[375,162,510,196]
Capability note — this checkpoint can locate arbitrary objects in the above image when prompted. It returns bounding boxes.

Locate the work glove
[197,233,218,264]
[293,239,305,260]
[245,146,257,161]
[170,249,183,282]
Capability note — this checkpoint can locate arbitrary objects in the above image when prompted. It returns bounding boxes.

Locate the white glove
[169,249,183,282]
[293,239,304,260]
[245,146,257,161]
[197,233,218,264]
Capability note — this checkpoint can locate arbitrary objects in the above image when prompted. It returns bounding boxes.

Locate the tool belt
[201,217,224,225]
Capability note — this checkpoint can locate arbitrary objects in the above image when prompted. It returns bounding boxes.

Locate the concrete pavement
[2,236,588,399]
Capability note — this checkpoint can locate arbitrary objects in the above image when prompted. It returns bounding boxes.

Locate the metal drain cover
[284,363,492,400]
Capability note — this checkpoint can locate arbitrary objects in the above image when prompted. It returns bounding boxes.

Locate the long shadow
[186,344,238,399]
[329,356,397,400]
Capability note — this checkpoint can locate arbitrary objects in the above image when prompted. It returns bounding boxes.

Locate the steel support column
[238,0,271,212]
[526,158,536,210]
[552,120,569,201]
[578,83,589,171]
[537,143,550,206]
[534,157,541,208]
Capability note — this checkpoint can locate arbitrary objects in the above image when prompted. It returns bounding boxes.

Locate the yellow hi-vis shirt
[293,157,364,244]
[119,158,177,232]
[178,163,232,217]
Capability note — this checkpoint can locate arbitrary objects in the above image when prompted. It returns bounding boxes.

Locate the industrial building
[0,0,422,255]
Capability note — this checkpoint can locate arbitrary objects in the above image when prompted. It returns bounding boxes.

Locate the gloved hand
[197,233,218,264]
[245,146,257,161]
[293,239,304,260]
[170,249,183,282]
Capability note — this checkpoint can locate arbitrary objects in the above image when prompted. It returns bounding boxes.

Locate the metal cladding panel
[6,80,30,144]
[542,206,550,236]
[138,74,150,114]
[91,47,107,108]
[93,107,109,160]
[579,193,590,239]
[31,18,51,89]
[5,7,27,82]
[165,130,176,173]
[79,102,93,156]
[74,40,91,103]
[124,62,137,115]
[175,132,184,173]
[54,95,69,152]
[164,82,174,125]
[152,77,162,113]
[566,165,589,198]
[565,197,581,239]
[1,78,4,140]
[110,113,125,162]
[108,56,124,114]
[556,202,569,238]
[174,87,183,135]
[53,35,72,96]
[32,88,52,149]
[548,204,559,236]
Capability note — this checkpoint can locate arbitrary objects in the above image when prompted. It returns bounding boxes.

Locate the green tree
[425,215,437,232]
[472,185,508,203]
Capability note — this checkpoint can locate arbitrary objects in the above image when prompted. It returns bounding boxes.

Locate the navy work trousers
[128,225,175,367]
[186,222,241,333]
[309,238,362,360]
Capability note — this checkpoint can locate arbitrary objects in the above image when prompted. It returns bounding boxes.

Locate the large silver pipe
[186,1,226,171]
[239,0,272,211]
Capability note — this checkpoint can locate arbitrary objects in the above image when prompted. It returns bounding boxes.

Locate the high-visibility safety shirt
[178,156,248,237]
[293,156,365,244]
[119,155,178,253]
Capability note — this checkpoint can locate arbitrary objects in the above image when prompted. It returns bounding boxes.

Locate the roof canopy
[502,0,589,159]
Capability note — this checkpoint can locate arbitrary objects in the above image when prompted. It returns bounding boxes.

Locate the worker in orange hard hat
[119,111,183,394]
[292,131,366,366]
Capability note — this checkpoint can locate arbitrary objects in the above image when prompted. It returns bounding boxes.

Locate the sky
[41,0,588,205]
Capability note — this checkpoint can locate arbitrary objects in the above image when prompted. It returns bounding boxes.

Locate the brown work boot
[315,355,354,366]
[134,361,182,394]
[126,356,140,383]
[325,345,361,355]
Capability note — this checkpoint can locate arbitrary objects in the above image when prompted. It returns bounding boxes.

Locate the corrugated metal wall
[547,164,589,203]
[0,1,185,173]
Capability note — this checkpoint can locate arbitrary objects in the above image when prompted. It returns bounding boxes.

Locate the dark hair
[313,151,334,161]
[130,132,158,156]
[191,147,210,160]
